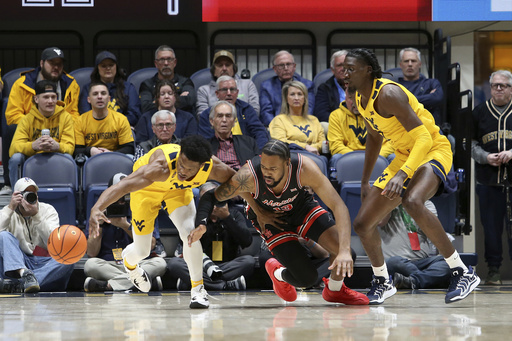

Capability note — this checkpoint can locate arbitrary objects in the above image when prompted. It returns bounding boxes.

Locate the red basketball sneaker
[265,258,297,302]
[322,277,369,305]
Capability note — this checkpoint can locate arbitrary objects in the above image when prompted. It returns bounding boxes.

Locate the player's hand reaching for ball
[188,225,207,246]
[89,206,110,238]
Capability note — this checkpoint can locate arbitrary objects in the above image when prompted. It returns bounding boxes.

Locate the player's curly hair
[261,139,290,161]
[180,135,212,164]
[346,48,383,79]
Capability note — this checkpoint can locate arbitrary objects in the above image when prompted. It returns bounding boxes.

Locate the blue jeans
[476,184,512,268]
[0,231,74,291]
[386,255,451,289]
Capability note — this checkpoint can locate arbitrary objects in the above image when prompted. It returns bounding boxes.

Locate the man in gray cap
[1,47,80,196]
[196,50,260,117]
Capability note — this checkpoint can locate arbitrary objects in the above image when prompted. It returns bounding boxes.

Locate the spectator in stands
[1,47,79,196]
[260,50,315,126]
[139,45,196,114]
[74,82,134,159]
[472,69,512,286]
[0,177,75,293]
[269,80,325,156]
[134,110,180,161]
[167,181,254,291]
[378,201,451,289]
[196,50,259,117]
[83,173,167,292]
[397,47,444,125]
[198,76,269,150]
[135,79,197,144]
[78,51,142,127]
[314,50,348,123]
[9,80,75,186]
[327,87,394,172]
[207,101,259,170]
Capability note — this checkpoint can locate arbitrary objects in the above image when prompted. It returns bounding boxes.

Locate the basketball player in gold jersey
[89,135,235,308]
[343,48,479,304]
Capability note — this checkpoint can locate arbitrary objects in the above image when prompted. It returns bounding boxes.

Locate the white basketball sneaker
[190,284,209,309]
[125,263,151,293]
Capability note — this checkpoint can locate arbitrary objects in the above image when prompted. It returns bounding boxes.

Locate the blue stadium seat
[383,67,404,82]
[22,153,78,225]
[2,67,33,124]
[127,67,157,94]
[69,67,94,92]
[335,151,389,229]
[82,153,134,225]
[251,68,275,95]
[313,68,332,94]
[291,151,328,177]
[190,68,212,91]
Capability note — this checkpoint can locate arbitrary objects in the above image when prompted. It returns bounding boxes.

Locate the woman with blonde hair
[269,80,326,155]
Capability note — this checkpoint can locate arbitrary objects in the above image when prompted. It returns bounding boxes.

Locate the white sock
[444,250,468,271]
[372,264,390,279]
[328,276,343,291]
[274,268,285,281]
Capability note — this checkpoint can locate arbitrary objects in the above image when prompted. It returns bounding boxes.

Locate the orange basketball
[47,225,87,265]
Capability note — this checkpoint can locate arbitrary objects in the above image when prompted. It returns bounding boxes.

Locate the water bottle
[329,167,337,181]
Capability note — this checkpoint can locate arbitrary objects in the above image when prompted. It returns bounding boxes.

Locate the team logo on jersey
[277,204,293,211]
[294,125,312,137]
[171,183,191,190]
[133,219,146,232]
[263,229,273,238]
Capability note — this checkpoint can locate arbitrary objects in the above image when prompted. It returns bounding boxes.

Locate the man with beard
[191,139,369,305]
[1,47,80,196]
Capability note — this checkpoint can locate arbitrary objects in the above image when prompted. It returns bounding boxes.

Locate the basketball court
[1,284,511,340]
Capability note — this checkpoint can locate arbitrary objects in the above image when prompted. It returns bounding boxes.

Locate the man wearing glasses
[198,76,268,151]
[134,110,179,161]
[260,50,315,126]
[472,69,512,286]
[139,45,196,114]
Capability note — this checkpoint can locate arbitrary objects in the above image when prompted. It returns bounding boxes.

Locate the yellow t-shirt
[74,108,133,151]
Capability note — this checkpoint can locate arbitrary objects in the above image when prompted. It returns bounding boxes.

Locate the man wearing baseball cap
[0,177,75,293]
[196,50,260,118]
[1,47,79,197]
[8,80,75,186]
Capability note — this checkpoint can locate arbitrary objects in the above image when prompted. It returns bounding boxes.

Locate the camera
[106,194,130,217]
[21,191,38,205]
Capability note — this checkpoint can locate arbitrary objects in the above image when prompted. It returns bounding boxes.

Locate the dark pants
[386,255,451,289]
[476,184,512,268]
[1,124,16,187]
[166,255,255,290]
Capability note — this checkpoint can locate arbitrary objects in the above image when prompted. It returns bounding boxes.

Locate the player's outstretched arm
[300,156,353,277]
[89,150,168,238]
[208,155,237,184]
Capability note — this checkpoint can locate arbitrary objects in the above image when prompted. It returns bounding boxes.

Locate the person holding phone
[8,80,75,186]
[83,173,167,292]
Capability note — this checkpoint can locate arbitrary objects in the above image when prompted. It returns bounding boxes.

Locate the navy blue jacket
[313,75,345,122]
[398,74,444,124]
[198,100,269,150]
[134,108,197,144]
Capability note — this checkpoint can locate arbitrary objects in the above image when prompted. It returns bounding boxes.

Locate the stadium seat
[313,68,332,94]
[251,68,275,95]
[335,151,389,229]
[190,68,212,91]
[2,67,33,123]
[383,67,404,82]
[82,153,134,225]
[22,153,79,225]
[69,67,94,92]
[127,67,157,94]
[291,151,328,177]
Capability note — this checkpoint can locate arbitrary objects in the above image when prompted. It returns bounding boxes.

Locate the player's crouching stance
[190,139,369,305]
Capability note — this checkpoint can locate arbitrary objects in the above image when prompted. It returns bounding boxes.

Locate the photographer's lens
[23,192,38,204]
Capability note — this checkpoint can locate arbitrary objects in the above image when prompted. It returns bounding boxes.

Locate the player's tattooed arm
[215,165,255,201]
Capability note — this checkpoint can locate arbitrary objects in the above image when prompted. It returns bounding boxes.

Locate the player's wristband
[194,188,227,227]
